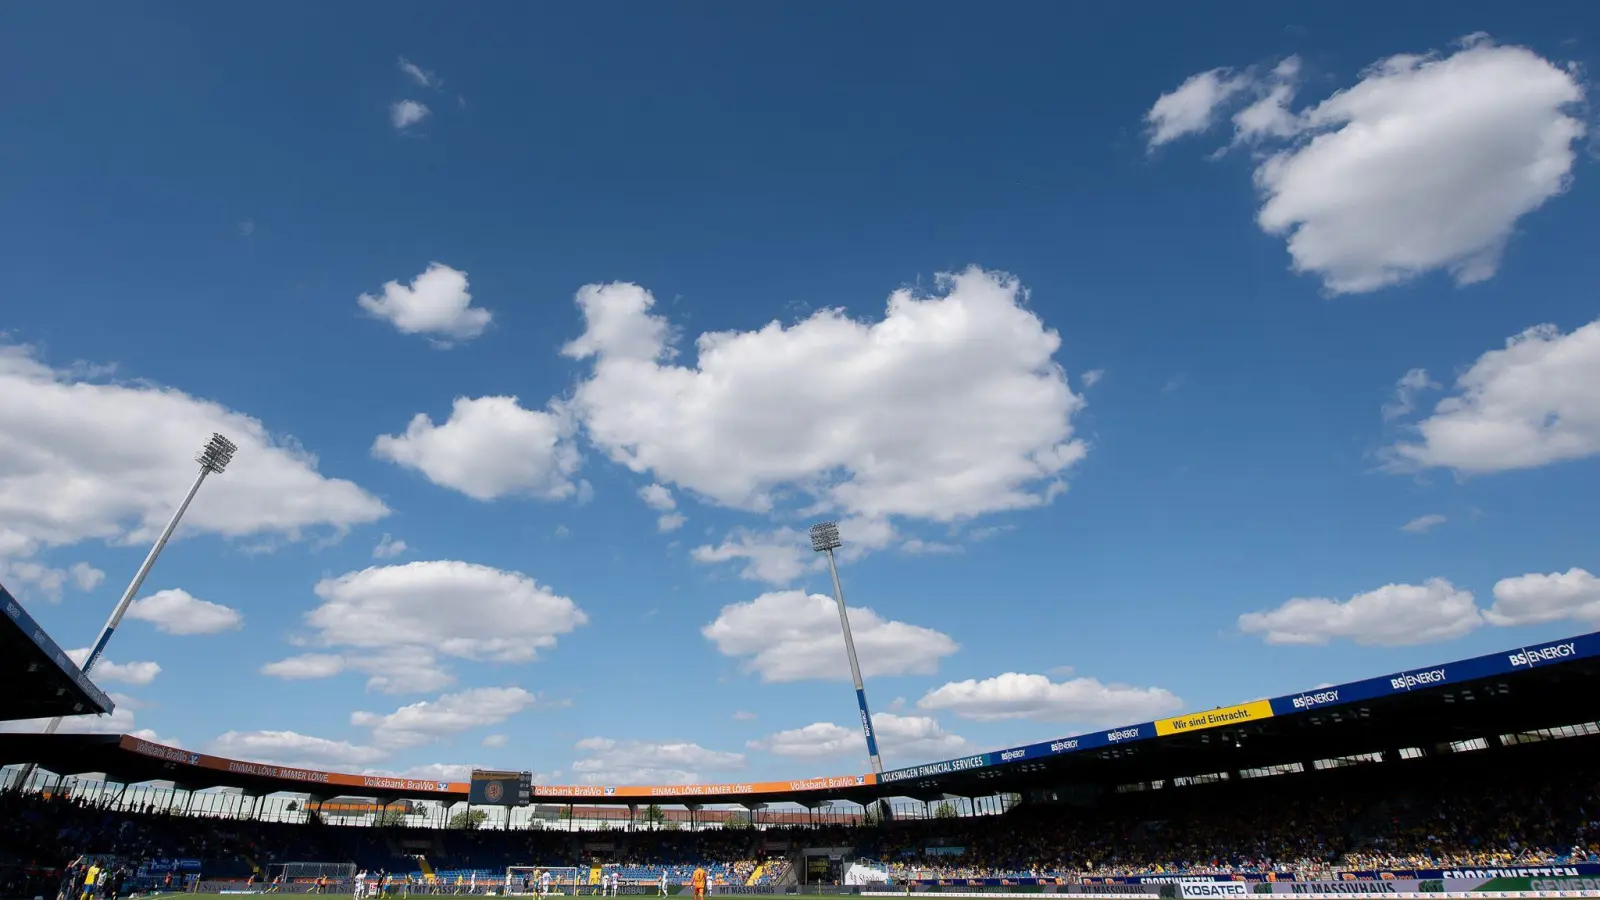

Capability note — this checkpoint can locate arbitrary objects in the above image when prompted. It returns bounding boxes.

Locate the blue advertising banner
[908,866,1600,887]
[885,631,1600,788]
[1266,632,1600,717]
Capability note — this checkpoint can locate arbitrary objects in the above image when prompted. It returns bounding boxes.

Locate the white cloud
[391,100,431,130]
[64,649,161,686]
[692,517,895,585]
[1238,578,1483,646]
[0,343,388,562]
[260,653,345,680]
[353,687,538,749]
[1382,368,1440,421]
[750,713,968,763]
[398,57,439,89]
[128,589,243,635]
[0,560,104,603]
[561,268,1086,524]
[305,560,586,663]
[1153,39,1584,294]
[374,396,581,502]
[732,711,758,722]
[373,534,408,559]
[638,483,676,511]
[1,705,174,745]
[901,538,962,555]
[1386,320,1600,474]
[691,527,810,585]
[637,484,685,531]
[1257,41,1583,293]
[394,762,475,782]
[1487,568,1600,626]
[570,737,743,785]
[482,734,508,748]
[1145,68,1253,147]
[1231,57,1302,142]
[209,730,388,768]
[703,590,958,683]
[257,649,454,694]
[347,649,457,695]
[358,263,491,343]
[917,673,1182,724]
[1080,369,1104,388]
[1400,514,1447,534]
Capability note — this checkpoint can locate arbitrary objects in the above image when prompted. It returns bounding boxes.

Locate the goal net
[505,867,584,895]
[269,862,358,883]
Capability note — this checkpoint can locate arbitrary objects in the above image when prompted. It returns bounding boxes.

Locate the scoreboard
[469,769,532,807]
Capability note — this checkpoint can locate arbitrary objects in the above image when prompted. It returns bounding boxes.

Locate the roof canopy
[1,581,114,723]
[2,631,1595,806]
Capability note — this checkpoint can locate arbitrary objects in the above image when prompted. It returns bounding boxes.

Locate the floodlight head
[197,433,238,474]
[809,521,841,553]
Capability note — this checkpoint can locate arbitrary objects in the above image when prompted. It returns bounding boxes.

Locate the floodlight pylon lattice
[36,434,239,746]
[809,521,884,775]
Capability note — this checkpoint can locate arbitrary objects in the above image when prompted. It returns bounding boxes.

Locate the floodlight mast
[810,521,885,775]
[37,434,238,741]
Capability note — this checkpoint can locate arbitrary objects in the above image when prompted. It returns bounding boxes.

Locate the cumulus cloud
[1400,514,1447,534]
[1487,568,1600,626]
[570,737,743,785]
[0,344,387,563]
[691,527,810,585]
[0,560,104,603]
[209,730,388,769]
[352,687,539,749]
[482,734,508,748]
[703,590,958,682]
[1,704,174,745]
[305,561,586,665]
[1146,68,1253,147]
[750,713,968,763]
[398,57,439,89]
[1238,578,1483,646]
[391,100,430,130]
[64,648,161,686]
[1386,320,1600,474]
[260,653,345,680]
[373,534,408,559]
[1149,38,1585,294]
[638,484,686,532]
[358,263,491,343]
[917,673,1182,724]
[560,268,1086,524]
[1383,368,1441,422]
[374,396,581,501]
[128,589,243,635]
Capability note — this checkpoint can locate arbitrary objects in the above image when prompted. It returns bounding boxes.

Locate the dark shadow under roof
[1,580,115,723]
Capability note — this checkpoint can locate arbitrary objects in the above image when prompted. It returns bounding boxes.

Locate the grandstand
[3,630,1600,899]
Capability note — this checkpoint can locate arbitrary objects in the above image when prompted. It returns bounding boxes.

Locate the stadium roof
[1,580,114,723]
[0,631,1595,806]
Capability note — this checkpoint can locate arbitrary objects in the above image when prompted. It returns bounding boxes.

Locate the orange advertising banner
[116,735,875,800]
[118,735,469,795]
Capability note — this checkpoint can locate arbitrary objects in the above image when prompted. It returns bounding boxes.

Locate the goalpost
[505,867,584,896]
[269,862,358,883]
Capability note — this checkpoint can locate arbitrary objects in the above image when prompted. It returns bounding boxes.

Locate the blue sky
[2,2,1599,788]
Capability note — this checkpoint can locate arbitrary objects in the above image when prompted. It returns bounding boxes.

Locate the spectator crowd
[3,743,1597,896]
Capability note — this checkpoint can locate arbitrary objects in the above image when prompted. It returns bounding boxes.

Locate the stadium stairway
[589,867,602,886]
[745,865,763,887]
[417,857,436,879]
